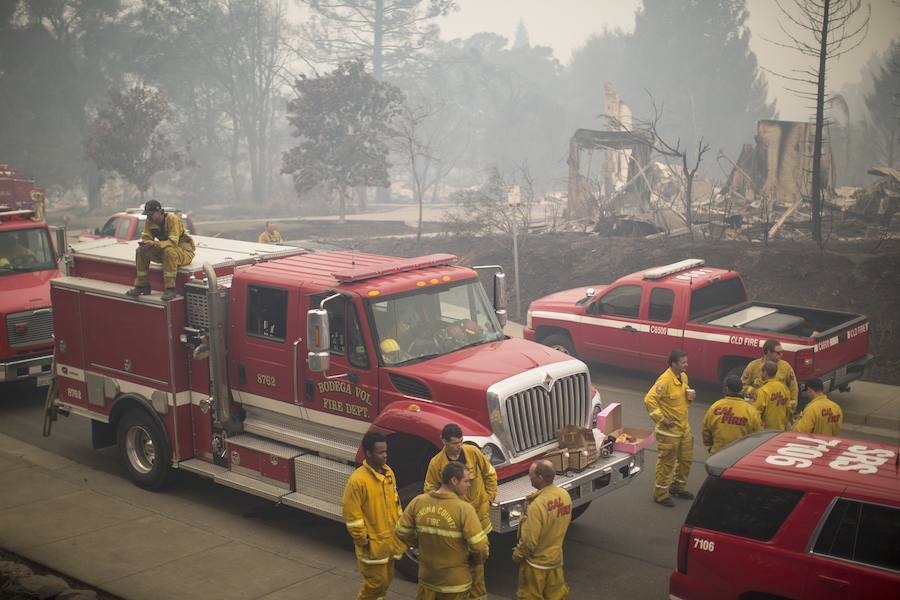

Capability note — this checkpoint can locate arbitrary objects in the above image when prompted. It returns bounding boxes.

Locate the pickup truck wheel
[116,409,170,490]
[395,482,425,581]
[572,501,591,521]
[541,333,576,357]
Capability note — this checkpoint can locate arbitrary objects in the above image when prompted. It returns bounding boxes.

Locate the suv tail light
[795,348,815,380]
[677,525,692,574]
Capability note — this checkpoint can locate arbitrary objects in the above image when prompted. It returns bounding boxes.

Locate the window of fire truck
[0,228,55,274]
[368,279,504,366]
[246,285,287,341]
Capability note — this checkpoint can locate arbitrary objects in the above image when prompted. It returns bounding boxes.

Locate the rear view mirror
[493,272,508,327]
[307,308,330,372]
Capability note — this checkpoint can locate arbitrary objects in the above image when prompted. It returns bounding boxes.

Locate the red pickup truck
[524,259,872,392]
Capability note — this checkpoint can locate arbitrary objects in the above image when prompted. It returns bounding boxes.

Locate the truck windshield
[0,228,55,275]
[369,279,505,365]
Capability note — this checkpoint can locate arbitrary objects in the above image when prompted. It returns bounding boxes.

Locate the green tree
[85,86,181,198]
[0,0,128,207]
[626,0,774,165]
[300,0,456,80]
[282,61,405,220]
[865,40,900,167]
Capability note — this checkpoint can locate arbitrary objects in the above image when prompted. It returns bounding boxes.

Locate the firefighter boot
[125,285,151,297]
[161,288,177,301]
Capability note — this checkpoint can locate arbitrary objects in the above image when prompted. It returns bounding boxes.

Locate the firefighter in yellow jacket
[513,459,572,600]
[741,339,799,408]
[424,423,497,600]
[793,378,843,436]
[342,431,406,600]
[397,461,489,600]
[753,361,796,430]
[258,221,283,244]
[125,200,195,301]
[644,349,695,507]
[702,376,762,455]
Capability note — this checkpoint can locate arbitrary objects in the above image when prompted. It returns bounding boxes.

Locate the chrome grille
[6,308,53,347]
[505,372,590,453]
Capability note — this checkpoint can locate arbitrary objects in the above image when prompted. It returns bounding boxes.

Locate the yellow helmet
[380,338,400,354]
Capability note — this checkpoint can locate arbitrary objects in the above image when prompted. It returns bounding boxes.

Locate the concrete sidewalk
[0,434,457,600]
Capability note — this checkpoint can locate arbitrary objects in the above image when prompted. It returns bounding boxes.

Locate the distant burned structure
[725,120,835,233]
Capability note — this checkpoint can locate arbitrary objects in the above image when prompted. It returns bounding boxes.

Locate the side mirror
[307,308,330,372]
[493,272,508,327]
[91,227,100,235]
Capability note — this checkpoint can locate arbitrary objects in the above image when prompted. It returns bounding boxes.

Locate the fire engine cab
[0,164,64,386]
[44,235,644,566]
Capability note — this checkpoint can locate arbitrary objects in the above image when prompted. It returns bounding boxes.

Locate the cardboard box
[545,448,570,474]
[596,403,654,454]
[558,425,599,471]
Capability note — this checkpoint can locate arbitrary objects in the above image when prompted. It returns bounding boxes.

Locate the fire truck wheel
[116,410,170,490]
[395,482,425,581]
[541,333,575,357]
[571,501,591,521]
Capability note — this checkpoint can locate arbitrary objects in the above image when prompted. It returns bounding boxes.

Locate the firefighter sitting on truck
[702,375,762,455]
[0,234,35,269]
[125,199,195,301]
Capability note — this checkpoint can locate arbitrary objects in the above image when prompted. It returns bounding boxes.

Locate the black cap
[805,377,824,392]
[724,375,742,394]
[142,199,162,215]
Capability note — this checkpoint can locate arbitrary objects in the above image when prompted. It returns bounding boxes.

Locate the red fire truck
[0,165,64,387]
[525,259,872,392]
[43,235,644,560]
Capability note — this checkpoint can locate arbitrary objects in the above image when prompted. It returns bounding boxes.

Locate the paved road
[1,370,893,599]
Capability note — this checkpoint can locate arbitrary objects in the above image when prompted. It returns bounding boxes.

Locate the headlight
[590,400,603,428]
[481,442,506,466]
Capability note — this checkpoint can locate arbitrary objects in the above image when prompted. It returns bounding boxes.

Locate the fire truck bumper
[0,353,54,385]
[824,353,874,392]
[489,448,644,534]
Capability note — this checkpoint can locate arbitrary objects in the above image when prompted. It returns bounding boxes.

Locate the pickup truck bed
[697,302,862,339]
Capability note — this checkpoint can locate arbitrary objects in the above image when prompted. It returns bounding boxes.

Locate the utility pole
[508,185,522,319]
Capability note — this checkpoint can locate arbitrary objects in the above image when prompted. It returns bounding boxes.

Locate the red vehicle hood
[391,337,574,419]
[0,269,56,314]
[529,285,607,311]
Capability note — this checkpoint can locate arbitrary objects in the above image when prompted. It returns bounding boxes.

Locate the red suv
[670,431,899,600]
[78,206,196,243]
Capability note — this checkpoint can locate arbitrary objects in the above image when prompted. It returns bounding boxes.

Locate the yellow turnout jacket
[141,212,195,253]
[754,379,795,430]
[741,358,798,407]
[513,484,572,569]
[396,490,489,595]
[342,460,406,564]
[424,444,497,532]
[701,396,762,454]
[793,394,843,436]
[644,368,692,438]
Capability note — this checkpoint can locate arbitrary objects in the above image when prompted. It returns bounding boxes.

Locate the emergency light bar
[333,253,459,283]
[642,258,705,280]
[0,208,37,222]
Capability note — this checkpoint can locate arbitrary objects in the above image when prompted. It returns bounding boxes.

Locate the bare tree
[767,0,870,246]
[609,95,710,238]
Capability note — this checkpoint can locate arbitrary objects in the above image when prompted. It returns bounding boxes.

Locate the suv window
[247,285,287,341]
[116,218,131,240]
[593,285,642,318]
[689,278,747,319]
[649,287,675,322]
[814,499,900,571]
[685,477,803,541]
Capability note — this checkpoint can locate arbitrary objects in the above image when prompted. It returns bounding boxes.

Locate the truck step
[176,458,227,479]
[282,492,343,521]
[226,433,304,459]
[242,406,361,462]
[214,470,290,502]
[293,453,354,505]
